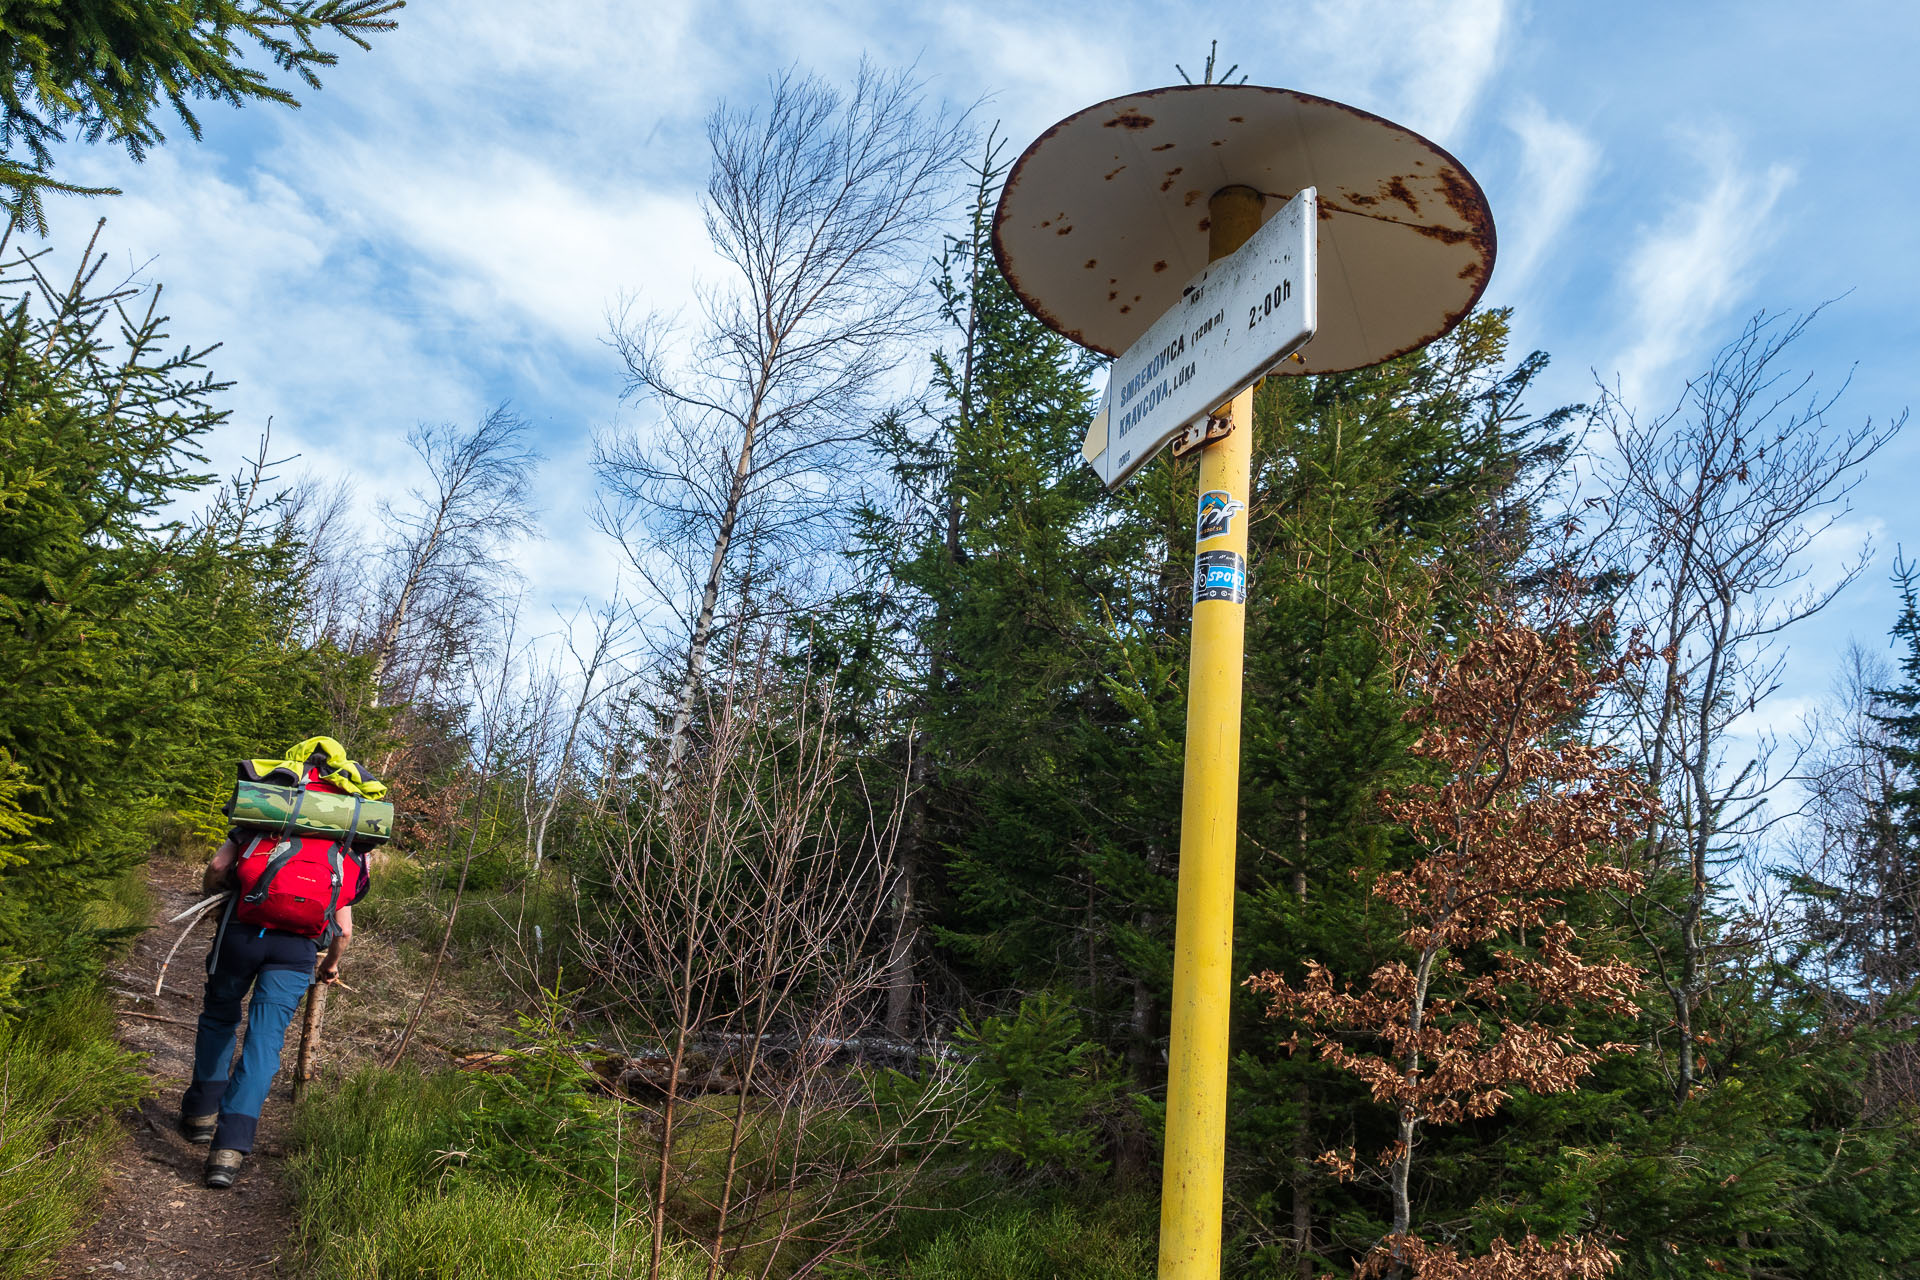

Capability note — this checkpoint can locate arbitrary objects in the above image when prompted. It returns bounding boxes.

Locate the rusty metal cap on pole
[992,85,1496,376]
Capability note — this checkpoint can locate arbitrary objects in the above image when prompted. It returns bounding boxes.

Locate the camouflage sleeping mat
[225,781,394,843]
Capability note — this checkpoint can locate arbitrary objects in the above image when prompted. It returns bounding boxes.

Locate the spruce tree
[0,238,337,1016]
[1867,557,1920,997]
[0,0,403,230]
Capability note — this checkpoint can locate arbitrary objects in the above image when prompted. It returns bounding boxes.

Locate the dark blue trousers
[181,924,318,1152]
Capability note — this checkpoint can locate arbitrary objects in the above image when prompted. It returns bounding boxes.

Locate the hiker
[178,737,390,1189]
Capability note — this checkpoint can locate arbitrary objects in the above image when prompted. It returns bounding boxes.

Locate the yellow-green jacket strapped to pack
[223,736,395,843]
[244,736,388,799]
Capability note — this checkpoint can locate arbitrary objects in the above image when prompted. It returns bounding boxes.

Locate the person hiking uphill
[178,737,391,1189]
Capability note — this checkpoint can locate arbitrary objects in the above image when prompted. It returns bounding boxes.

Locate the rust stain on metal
[1153,260,1169,272]
[1084,258,1098,269]
[1184,190,1202,206]
[1055,225,1073,235]
[1433,167,1496,264]
[1436,167,1490,232]
[988,82,1499,364]
[1342,188,1379,208]
[1105,165,1126,181]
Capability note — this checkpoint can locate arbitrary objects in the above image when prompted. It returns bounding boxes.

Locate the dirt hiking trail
[52,860,302,1278]
[49,844,520,1278]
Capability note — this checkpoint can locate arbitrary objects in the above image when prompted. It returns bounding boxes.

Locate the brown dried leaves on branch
[1355,1235,1623,1280]
[1247,611,1655,1278]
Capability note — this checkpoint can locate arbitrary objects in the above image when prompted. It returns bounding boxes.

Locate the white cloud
[295,137,715,349]
[1613,135,1795,408]
[927,5,1133,128]
[40,148,484,481]
[1281,0,1512,143]
[1499,99,1600,298]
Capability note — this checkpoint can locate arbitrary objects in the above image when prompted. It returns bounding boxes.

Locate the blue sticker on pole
[1194,550,1246,604]
[1196,490,1245,543]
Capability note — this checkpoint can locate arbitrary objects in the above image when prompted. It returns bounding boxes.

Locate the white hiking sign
[1081,188,1318,489]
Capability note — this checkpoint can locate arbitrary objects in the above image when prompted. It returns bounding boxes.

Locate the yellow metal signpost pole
[1158,185,1266,1280]
[991,81,1496,1280]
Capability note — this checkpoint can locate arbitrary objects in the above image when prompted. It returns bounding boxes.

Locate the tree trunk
[1293,1084,1314,1277]
[664,419,757,782]
[1387,955,1434,1277]
[884,733,929,1037]
[1676,587,1735,1103]
[1389,1109,1416,1271]
[533,631,608,869]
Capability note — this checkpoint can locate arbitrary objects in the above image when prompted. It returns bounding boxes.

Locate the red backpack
[232,773,369,939]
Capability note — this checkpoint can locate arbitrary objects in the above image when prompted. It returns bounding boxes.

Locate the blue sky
[38,0,1920,734]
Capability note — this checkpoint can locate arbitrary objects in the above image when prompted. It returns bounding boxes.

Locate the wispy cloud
[1282,0,1512,143]
[295,138,715,349]
[1499,99,1600,298]
[1613,134,1795,407]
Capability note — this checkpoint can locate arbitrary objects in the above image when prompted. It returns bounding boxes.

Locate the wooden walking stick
[293,978,328,1102]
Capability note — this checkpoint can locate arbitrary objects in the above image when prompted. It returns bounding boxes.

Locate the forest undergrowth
[283,851,1161,1280]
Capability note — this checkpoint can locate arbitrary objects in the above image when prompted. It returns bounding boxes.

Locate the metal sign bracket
[1170,407,1238,460]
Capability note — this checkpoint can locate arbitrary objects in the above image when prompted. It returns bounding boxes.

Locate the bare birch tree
[1585,309,1903,1102]
[594,63,970,780]
[519,595,633,870]
[370,405,541,706]
[1786,626,1920,1113]
[1787,643,1905,993]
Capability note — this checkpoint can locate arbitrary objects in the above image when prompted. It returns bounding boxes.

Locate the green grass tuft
[291,1064,702,1279]
[0,990,147,1280]
[884,1195,1157,1280]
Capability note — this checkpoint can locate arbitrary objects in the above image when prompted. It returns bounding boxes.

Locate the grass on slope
[0,991,146,1279]
[290,1065,702,1279]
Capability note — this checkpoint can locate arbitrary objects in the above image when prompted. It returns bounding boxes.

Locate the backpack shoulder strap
[239,775,315,906]
[315,797,363,946]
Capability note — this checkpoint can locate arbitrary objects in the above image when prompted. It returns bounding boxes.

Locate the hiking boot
[204,1148,244,1189]
[179,1112,217,1145]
